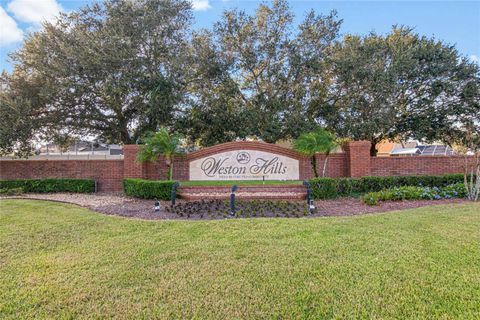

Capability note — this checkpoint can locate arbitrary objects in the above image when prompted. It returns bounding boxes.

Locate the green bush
[0,187,24,196]
[0,179,95,193]
[123,179,176,200]
[309,174,465,199]
[362,183,467,205]
[310,178,337,199]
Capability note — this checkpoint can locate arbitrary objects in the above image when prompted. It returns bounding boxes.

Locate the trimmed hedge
[310,174,466,199]
[123,178,176,200]
[0,179,95,193]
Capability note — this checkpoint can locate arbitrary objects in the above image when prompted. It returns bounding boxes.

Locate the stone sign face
[189,150,299,180]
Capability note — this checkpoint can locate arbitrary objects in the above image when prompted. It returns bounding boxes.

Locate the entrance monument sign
[189,150,300,180]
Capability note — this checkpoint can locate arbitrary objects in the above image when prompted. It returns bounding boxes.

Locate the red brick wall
[123,145,145,179]
[371,156,468,176]
[343,141,371,177]
[0,160,124,191]
[145,154,189,181]
[312,154,349,178]
[0,141,472,193]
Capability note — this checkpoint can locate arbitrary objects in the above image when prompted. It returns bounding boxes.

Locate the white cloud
[7,0,63,25]
[469,55,479,64]
[0,6,23,46]
[191,0,211,11]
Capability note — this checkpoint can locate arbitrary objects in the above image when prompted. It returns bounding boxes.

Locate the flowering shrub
[362,183,466,205]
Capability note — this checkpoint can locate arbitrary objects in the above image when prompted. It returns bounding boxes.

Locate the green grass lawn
[1,200,479,319]
[180,179,303,186]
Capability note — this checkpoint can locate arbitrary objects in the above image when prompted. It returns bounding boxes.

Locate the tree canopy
[1,0,479,156]
[320,27,480,154]
[2,0,193,148]
[183,0,341,145]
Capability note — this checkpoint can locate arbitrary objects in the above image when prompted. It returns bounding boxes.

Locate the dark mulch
[314,198,467,216]
[93,198,468,220]
[4,193,468,220]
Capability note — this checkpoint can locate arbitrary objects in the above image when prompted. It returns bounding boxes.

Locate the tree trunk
[322,154,329,177]
[166,155,173,180]
[119,120,133,144]
[465,153,480,201]
[168,160,174,181]
[370,141,378,156]
[311,155,319,178]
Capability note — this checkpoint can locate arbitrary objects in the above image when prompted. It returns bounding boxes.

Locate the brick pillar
[123,145,145,179]
[344,141,371,177]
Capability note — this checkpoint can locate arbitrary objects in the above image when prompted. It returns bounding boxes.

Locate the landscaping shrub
[310,174,465,199]
[0,187,24,196]
[362,183,466,205]
[336,178,360,196]
[123,178,176,200]
[0,179,95,193]
[310,178,337,199]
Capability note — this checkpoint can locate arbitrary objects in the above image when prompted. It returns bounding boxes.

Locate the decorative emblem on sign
[236,151,251,164]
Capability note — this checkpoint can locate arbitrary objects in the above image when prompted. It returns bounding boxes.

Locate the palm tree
[294,129,338,178]
[137,128,181,180]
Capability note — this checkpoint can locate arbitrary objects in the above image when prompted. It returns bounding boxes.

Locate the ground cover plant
[362,184,467,205]
[0,187,23,196]
[309,174,467,199]
[166,199,311,219]
[0,199,479,319]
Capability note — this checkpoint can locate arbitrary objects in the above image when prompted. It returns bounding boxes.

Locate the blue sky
[1,0,479,72]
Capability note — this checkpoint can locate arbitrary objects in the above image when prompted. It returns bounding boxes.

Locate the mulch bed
[315,198,467,216]
[1,193,469,220]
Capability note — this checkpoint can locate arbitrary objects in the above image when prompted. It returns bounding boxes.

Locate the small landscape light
[230,185,238,216]
[171,182,180,206]
[154,199,161,212]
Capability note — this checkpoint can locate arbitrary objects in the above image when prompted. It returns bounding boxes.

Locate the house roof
[417,145,455,156]
[390,148,421,155]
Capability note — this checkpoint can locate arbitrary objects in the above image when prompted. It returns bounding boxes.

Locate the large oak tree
[2,0,478,155]
[3,0,193,147]
[319,27,480,155]
[183,0,341,145]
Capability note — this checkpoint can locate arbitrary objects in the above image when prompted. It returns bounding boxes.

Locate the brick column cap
[346,140,371,147]
[123,144,139,150]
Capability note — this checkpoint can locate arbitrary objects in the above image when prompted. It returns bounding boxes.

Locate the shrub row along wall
[309,174,466,199]
[0,141,472,192]
[0,178,95,193]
